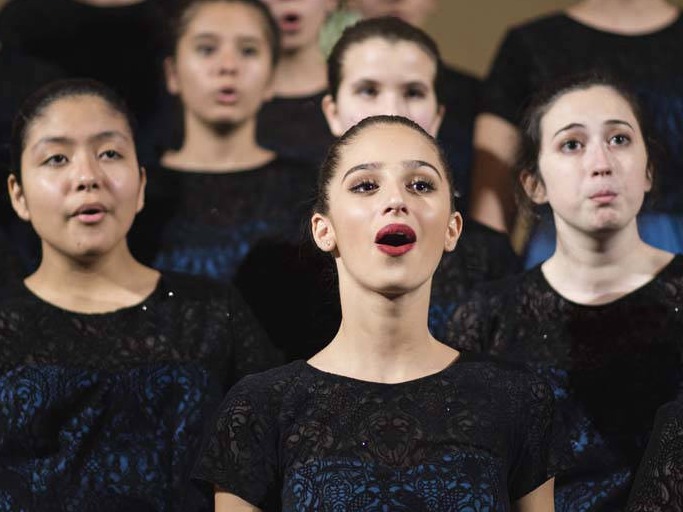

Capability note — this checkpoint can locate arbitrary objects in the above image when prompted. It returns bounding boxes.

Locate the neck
[163,114,273,171]
[273,43,327,97]
[543,217,672,304]
[27,242,159,313]
[569,0,677,33]
[310,273,456,383]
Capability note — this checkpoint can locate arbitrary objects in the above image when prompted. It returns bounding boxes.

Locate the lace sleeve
[509,372,555,500]
[626,400,683,512]
[192,375,280,508]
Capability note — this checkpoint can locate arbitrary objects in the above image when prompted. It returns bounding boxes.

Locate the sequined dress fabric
[193,353,554,511]
[447,255,683,511]
[0,273,282,511]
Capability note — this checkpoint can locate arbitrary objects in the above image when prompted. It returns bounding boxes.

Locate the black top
[437,64,480,209]
[193,353,554,511]
[0,272,283,511]
[447,254,683,511]
[482,12,683,213]
[129,158,332,358]
[626,399,683,512]
[256,91,336,166]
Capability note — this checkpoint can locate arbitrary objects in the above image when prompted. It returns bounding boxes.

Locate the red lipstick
[375,223,416,256]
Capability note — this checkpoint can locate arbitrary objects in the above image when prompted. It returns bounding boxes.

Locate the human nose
[73,155,103,192]
[588,142,613,177]
[378,93,409,117]
[216,48,238,75]
[382,179,409,215]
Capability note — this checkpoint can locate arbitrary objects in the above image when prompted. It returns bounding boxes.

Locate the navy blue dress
[0,273,282,511]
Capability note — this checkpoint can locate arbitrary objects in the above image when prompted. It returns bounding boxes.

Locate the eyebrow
[552,119,635,138]
[342,159,442,181]
[30,130,130,153]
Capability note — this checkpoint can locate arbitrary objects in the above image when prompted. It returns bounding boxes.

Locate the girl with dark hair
[470,0,683,265]
[448,76,683,511]
[321,16,519,340]
[130,0,322,355]
[0,78,281,511]
[194,115,555,512]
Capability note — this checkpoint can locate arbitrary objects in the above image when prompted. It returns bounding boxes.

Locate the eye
[240,44,259,57]
[560,139,583,153]
[609,134,631,146]
[349,179,378,193]
[355,83,379,98]
[404,85,427,99]
[196,44,216,56]
[408,178,435,193]
[42,154,68,166]
[100,149,122,160]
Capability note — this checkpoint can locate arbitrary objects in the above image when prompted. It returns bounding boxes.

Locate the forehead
[541,85,639,135]
[24,95,132,145]
[342,38,436,80]
[337,123,441,170]
[184,1,269,38]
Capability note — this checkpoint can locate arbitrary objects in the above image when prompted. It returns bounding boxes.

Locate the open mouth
[73,203,107,223]
[280,12,301,32]
[217,87,237,103]
[375,224,416,256]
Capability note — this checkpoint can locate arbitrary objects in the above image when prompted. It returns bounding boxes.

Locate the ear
[311,212,336,252]
[444,211,463,252]
[136,166,147,213]
[521,169,547,205]
[429,104,445,137]
[164,56,180,95]
[8,174,30,222]
[645,162,654,193]
[322,94,345,137]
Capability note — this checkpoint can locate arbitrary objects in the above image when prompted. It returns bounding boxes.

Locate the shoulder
[220,361,311,412]
[158,272,238,301]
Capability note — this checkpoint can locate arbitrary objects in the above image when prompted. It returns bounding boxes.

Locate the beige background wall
[426,0,683,78]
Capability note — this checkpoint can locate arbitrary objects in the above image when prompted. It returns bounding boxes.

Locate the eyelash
[348,178,436,194]
[559,133,631,152]
[40,149,123,167]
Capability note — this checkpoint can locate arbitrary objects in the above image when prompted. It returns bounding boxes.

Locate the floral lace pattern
[194,354,554,511]
[627,400,683,512]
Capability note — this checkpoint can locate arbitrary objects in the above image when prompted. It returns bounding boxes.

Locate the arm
[215,491,262,512]
[514,478,555,512]
[469,113,521,233]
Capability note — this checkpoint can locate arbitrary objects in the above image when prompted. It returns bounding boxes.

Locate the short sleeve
[227,287,285,383]
[508,373,555,500]
[480,28,535,125]
[192,376,280,508]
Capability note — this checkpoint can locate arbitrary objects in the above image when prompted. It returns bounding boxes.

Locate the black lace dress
[0,273,283,512]
[447,255,683,511]
[193,352,554,511]
[627,399,683,512]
